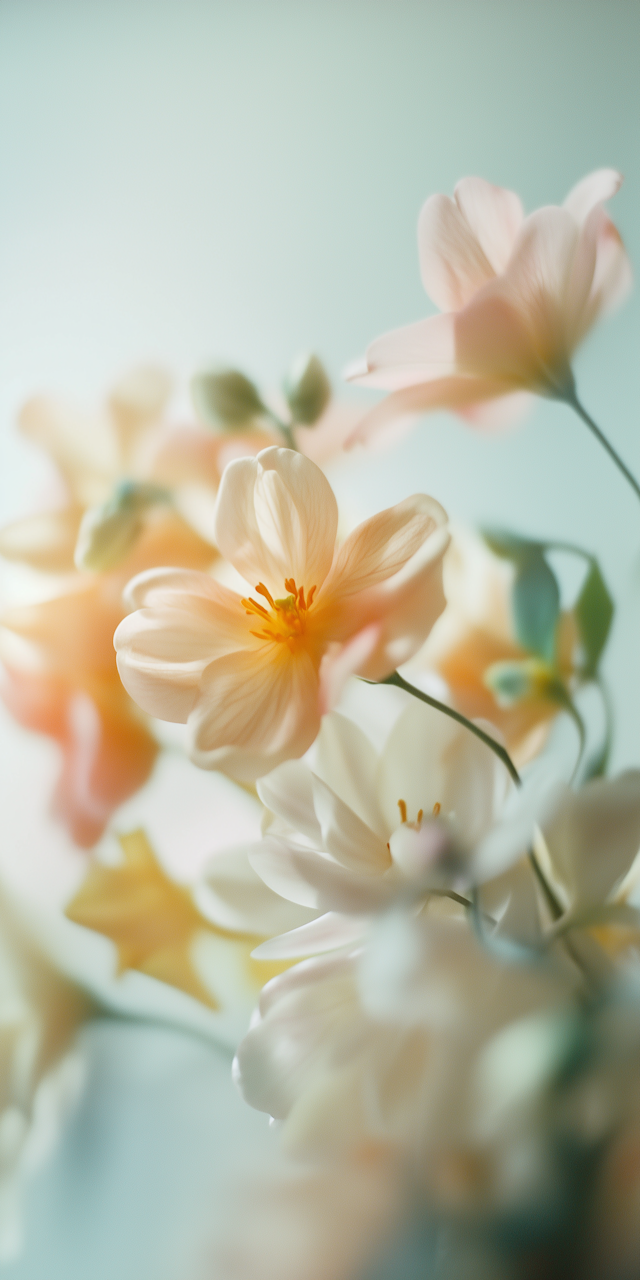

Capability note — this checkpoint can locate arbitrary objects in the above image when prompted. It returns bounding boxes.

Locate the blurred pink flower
[115,447,449,782]
[348,169,631,443]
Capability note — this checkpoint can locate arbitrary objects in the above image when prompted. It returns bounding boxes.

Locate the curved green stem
[264,408,298,451]
[567,391,640,506]
[379,671,521,787]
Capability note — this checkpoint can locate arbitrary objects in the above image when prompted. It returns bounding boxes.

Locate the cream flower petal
[214,447,338,595]
[310,775,390,875]
[454,177,524,275]
[197,844,317,935]
[114,579,251,723]
[249,842,391,915]
[378,700,508,849]
[418,193,495,311]
[543,773,640,912]
[322,495,448,601]
[314,711,387,837]
[19,396,116,507]
[258,760,323,843]
[251,912,366,960]
[563,168,622,224]
[188,646,320,781]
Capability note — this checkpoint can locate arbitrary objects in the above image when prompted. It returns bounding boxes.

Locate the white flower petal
[310,774,390,875]
[197,844,317,935]
[563,168,623,224]
[251,913,366,960]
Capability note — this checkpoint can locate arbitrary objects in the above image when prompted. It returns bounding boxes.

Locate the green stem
[264,409,298,451]
[567,391,640,506]
[379,671,521,787]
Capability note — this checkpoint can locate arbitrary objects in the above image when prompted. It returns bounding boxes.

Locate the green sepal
[192,368,266,431]
[575,559,614,678]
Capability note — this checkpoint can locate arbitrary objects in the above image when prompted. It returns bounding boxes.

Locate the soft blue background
[0,2,639,1276]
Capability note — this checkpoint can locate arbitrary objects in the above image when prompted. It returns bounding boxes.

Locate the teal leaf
[481,527,542,563]
[512,551,560,663]
[283,353,331,425]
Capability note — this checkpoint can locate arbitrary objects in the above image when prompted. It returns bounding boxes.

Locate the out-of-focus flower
[65,828,288,1012]
[0,889,90,1259]
[203,697,512,961]
[348,170,631,443]
[411,530,580,766]
[208,1151,403,1280]
[0,368,217,846]
[533,772,640,972]
[234,914,574,1202]
[115,447,449,782]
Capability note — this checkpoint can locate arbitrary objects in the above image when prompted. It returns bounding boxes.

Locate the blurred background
[0,1,638,1275]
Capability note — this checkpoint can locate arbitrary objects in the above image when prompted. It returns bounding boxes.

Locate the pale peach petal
[457,390,533,430]
[188,645,320,781]
[322,495,448,600]
[418,193,495,311]
[0,506,82,572]
[122,565,240,614]
[563,168,623,224]
[454,177,524,274]
[114,584,251,723]
[582,212,633,330]
[348,535,449,680]
[360,314,457,389]
[214,447,338,595]
[346,377,513,447]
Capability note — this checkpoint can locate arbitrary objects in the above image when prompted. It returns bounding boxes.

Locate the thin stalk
[378,670,521,787]
[264,408,298,451]
[567,391,640,506]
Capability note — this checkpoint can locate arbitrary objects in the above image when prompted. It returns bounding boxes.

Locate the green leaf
[575,560,614,677]
[481,527,542,563]
[512,551,560,663]
[484,660,540,706]
[283,353,331,425]
[191,368,266,430]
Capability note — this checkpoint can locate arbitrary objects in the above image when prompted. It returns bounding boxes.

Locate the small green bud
[74,482,170,572]
[192,368,266,431]
[283,353,331,425]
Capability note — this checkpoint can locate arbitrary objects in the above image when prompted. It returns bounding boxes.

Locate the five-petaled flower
[114,447,449,781]
[348,169,631,442]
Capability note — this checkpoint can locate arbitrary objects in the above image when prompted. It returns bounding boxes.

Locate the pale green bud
[191,368,265,431]
[283,353,331,425]
[74,482,169,572]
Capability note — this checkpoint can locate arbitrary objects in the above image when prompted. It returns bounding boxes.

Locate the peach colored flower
[348,170,631,443]
[410,530,579,767]
[0,369,217,846]
[115,447,449,782]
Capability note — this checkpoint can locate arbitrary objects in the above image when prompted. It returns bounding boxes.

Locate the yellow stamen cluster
[397,799,439,827]
[242,578,317,653]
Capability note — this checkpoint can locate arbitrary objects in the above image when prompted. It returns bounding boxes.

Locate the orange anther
[432,802,441,817]
[397,799,407,824]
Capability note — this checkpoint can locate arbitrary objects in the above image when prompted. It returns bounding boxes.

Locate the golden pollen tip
[432,802,441,817]
[397,799,407,824]
[417,809,423,824]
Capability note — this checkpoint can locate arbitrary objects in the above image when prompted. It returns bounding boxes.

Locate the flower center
[241,578,317,653]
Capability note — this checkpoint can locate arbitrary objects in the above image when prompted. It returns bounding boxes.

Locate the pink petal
[358,314,457,390]
[581,212,633,333]
[188,645,320,781]
[418,193,495,311]
[563,168,623,224]
[345,377,514,448]
[454,177,524,274]
[214,447,338,597]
